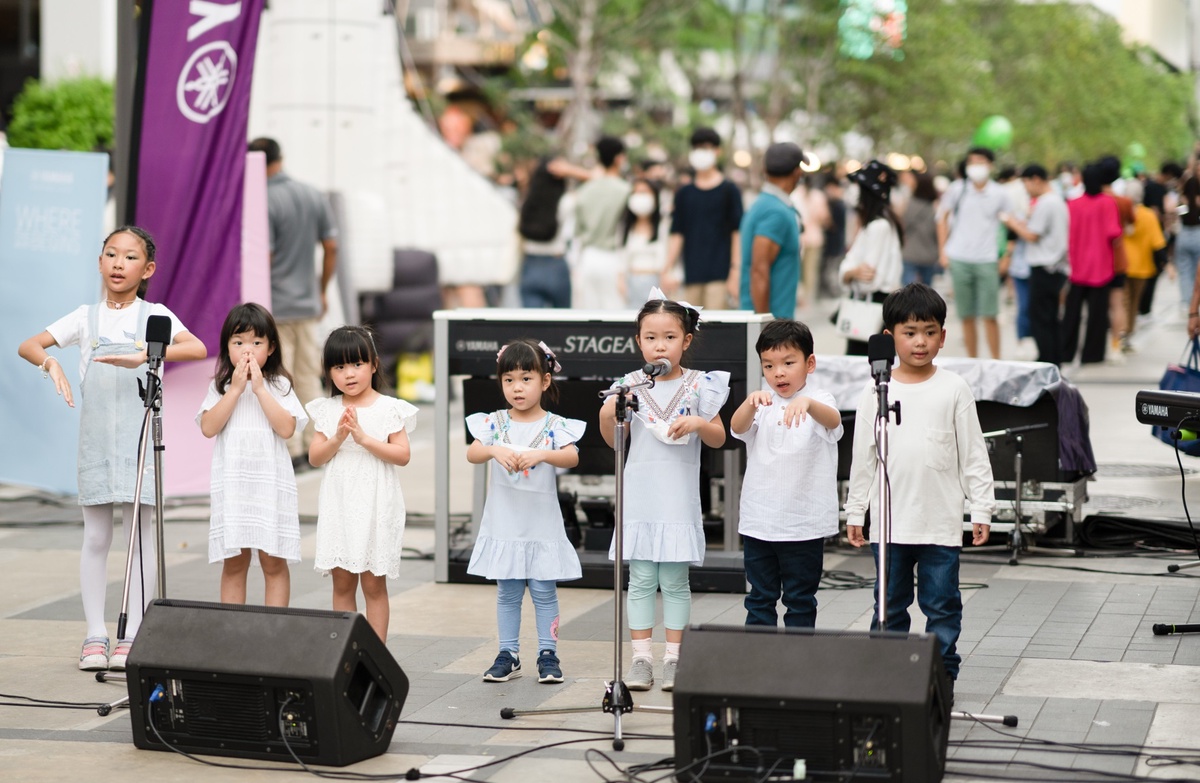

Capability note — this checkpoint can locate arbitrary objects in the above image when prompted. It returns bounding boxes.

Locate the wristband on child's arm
[39,355,58,378]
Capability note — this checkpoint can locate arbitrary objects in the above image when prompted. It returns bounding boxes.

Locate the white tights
[80,503,156,640]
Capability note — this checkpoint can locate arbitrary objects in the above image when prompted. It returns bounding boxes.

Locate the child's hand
[971,523,990,546]
[782,397,811,428]
[850,264,876,282]
[746,390,773,408]
[514,450,548,472]
[342,406,366,443]
[93,350,148,369]
[667,415,706,440]
[247,355,265,391]
[847,525,867,547]
[335,406,355,442]
[230,354,250,391]
[47,361,75,408]
[489,446,520,473]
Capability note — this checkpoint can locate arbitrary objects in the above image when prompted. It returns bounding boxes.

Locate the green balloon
[1126,141,1147,161]
[971,115,1014,151]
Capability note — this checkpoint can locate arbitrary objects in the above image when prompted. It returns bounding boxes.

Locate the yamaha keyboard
[1135,389,1200,427]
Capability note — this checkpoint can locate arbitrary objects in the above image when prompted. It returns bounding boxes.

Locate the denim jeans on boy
[869,543,963,679]
[743,536,824,628]
[901,262,938,287]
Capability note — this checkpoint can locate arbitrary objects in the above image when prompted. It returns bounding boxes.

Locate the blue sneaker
[537,650,563,683]
[483,651,521,682]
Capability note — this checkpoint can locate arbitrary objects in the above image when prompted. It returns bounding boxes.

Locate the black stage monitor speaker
[672,625,950,782]
[127,600,409,767]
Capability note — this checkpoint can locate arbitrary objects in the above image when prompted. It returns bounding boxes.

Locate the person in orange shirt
[1122,178,1166,343]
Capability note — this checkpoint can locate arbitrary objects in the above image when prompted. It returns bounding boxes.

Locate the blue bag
[1152,339,1200,456]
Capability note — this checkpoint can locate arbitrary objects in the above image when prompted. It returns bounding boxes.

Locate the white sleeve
[274,380,310,432]
[954,383,996,526]
[148,303,189,341]
[811,389,844,444]
[45,305,89,349]
[843,383,877,527]
[194,381,222,427]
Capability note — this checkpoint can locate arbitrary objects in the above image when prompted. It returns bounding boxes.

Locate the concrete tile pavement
[3,285,1200,780]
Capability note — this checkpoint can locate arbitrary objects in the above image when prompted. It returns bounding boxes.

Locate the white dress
[607,369,731,566]
[307,395,418,577]
[465,411,585,581]
[196,379,308,564]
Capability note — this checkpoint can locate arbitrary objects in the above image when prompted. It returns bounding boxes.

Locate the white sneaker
[79,636,109,671]
[108,639,133,671]
[626,658,653,691]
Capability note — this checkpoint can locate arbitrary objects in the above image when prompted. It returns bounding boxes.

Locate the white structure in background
[247,3,518,297]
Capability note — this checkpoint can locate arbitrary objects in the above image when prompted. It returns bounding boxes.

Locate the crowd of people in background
[509,127,1198,369]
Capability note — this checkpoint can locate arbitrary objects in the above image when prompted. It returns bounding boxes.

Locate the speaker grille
[181,680,271,741]
[739,708,839,769]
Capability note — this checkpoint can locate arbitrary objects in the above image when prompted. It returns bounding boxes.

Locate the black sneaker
[536,650,564,683]
[483,651,521,682]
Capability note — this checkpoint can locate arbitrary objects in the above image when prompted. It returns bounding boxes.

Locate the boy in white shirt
[731,319,843,627]
[844,282,994,693]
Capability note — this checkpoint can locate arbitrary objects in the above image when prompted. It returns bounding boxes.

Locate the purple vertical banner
[130,0,265,351]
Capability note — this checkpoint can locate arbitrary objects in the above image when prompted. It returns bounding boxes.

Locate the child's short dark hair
[322,325,385,394]
[755,318,814,358]
[882,283,947,330]
[496,338,559,404]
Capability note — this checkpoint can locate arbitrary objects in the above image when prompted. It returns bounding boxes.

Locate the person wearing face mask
[661,128,744,309]
[936,146,1013,359]
[573,136,633,310]
[621,179,669,307]
[739,142,805,319]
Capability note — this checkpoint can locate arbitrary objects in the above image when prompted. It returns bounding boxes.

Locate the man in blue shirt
[740,142,804,319]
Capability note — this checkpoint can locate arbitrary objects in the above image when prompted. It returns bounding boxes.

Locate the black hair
[690,127,721,148]
[1082,163,1105,196]
[912,171,939,201]
[496,338,559,405]
[621,178,662,245]
[966,146,996,163]
[755,318,814,358]
[518,158,566,242]
[997,165,1017,182]
[855,184,905,246]
[1162,161,1184,179]
[596,136,626,168]
[102,225,157,298]
[882,283,948,330]
[322,325,385,394]
[248,137,282,165]
[1096,155,1122,185]
[214,302,293,394]
[1020,163,1049,181]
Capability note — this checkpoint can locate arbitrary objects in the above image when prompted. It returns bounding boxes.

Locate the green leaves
[7,77,115,152]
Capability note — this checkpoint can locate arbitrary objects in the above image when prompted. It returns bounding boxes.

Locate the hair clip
[537,340,563,373]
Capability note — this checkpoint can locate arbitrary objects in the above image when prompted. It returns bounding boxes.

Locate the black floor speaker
[126,599,409,766]
[672,625,950,782]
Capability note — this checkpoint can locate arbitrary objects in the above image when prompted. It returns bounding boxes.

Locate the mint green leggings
[627,560,691,631]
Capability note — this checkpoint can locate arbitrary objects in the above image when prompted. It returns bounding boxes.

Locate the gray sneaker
[661,659,678,692]
[625,658,653,691]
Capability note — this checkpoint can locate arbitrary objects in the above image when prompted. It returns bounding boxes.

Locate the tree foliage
[7,78,115,152]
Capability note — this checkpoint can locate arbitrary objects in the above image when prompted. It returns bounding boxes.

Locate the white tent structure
[247,2,518,296]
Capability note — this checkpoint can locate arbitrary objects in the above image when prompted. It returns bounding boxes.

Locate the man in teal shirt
[740,142,804,318]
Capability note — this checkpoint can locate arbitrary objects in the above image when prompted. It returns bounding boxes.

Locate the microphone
[867,333,894,381]
[145,315,172,363]
[643,358,673,378]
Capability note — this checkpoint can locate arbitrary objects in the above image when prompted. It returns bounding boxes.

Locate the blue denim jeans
[1176,226,1200,307]
[870,544,963,679]
[519,253,571,308]
[742,536,824,628]
[901,262,938,287]
[497,578,559,654]
[1012,275,1031,339]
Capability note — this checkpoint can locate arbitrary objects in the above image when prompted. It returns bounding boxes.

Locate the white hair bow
[646,286,703,329]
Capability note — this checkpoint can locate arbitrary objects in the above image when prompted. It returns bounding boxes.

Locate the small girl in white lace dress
[599,289,730,693]
[198,303,307,608]
[466,339,584,684]
[307,326,417,641]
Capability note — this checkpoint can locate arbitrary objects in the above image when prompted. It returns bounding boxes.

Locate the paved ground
[4,283,1200,782]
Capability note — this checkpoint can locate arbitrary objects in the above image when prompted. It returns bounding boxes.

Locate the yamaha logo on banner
[129,0,264,351]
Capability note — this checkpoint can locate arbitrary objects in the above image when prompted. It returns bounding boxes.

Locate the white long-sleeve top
[838,217,903,296]
[844,367,995,546]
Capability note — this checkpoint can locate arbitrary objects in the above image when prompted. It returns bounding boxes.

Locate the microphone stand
[499,374,670,750]
[872,363,900,632]
[98,348,169,716]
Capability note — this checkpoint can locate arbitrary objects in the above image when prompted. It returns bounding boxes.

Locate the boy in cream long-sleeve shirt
[844,282,995,693]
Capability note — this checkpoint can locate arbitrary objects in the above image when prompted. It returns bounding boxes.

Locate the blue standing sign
[0,148,107,495]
